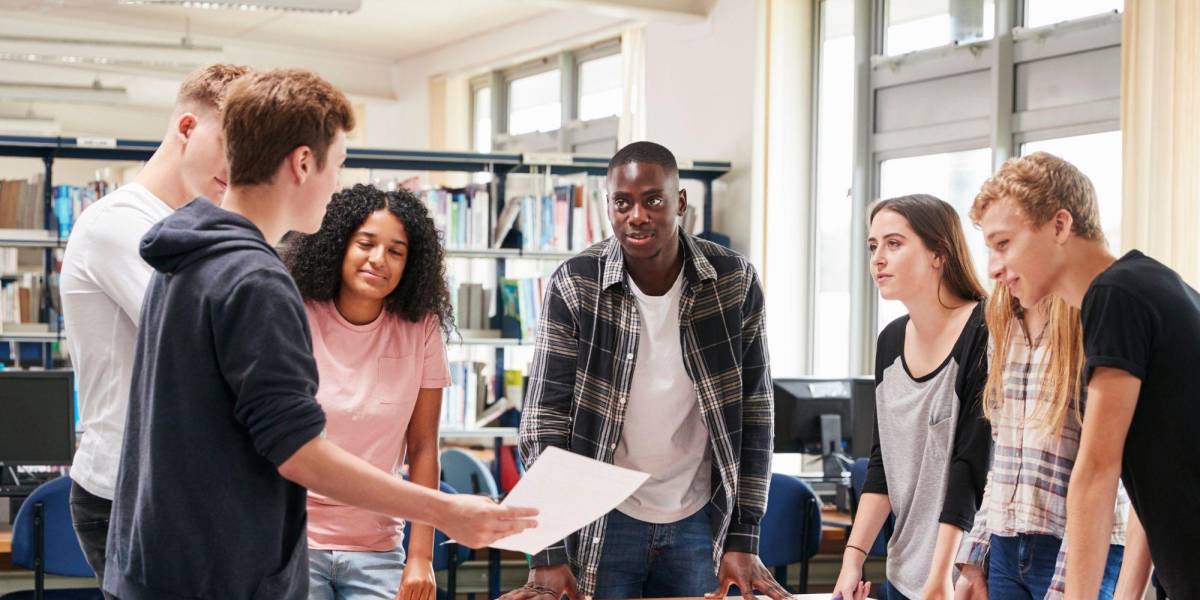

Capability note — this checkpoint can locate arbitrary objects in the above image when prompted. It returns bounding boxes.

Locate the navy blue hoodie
[104,198,326,600]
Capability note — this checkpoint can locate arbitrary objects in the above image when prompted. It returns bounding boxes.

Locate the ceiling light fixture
[0,82,129,105]
[118,0,362,15]
[0,35,223,72]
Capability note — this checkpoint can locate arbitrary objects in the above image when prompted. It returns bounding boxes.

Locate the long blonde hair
[982,281,1085,435]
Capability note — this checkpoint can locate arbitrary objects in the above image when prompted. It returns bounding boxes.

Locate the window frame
[809,0,1123,376]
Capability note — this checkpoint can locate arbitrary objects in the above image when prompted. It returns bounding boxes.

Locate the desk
[1,530,12,570]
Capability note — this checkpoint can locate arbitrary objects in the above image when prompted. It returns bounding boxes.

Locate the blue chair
[0,476,103,600]
[848,457,893,557]
[403,481,471,600]
[760,473,822,593]
[440,448,499,498]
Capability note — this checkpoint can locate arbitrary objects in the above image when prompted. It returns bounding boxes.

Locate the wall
[642,0,758,256]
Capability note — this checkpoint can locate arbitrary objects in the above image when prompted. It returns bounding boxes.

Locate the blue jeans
[880,581,910,600]
[592,508,718,599]
[308,545,406,600]
[988,534,1123,599]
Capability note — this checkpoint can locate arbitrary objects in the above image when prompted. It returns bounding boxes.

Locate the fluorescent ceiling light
[0,35,222,72]
[0,116,61,135]
[119,0,362,14]
[0,82,129,105]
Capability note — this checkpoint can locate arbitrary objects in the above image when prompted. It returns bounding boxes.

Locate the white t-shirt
[613,270,712,524]
[61,183,172,500]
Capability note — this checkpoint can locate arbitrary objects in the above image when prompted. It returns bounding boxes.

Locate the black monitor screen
[0,370,75,465]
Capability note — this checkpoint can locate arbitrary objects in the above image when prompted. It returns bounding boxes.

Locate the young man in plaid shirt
[501,141,789,600]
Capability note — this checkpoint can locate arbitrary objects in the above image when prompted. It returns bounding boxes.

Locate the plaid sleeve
[519,269,579,567]
[1046,537,1067,598]
[956,470,993,568]
[726,264,772,554]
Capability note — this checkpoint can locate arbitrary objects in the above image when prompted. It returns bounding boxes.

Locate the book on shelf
[422,186,491,250]
[0,175,45,230]
[441,360,496,430]
[1,271,56,333]
[453,281,496,332]
[498,276,545,341]
[51,182,109,238]
[493,183,613,253]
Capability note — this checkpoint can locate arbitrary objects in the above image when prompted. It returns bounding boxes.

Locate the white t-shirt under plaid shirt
[956,317,1128,596]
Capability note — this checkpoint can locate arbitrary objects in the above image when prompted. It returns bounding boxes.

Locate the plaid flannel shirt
[956,319,1127,597]
[518,231,774,596]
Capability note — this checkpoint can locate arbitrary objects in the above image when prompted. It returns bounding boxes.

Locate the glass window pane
[812,0,856,377]
[886,0,995,56]
[578,53,622,122]
[876,148,993,332]
[508,70,561,136]
[1021,130,1122,250]
[473,86,492,153]
[1024,0,1122,28]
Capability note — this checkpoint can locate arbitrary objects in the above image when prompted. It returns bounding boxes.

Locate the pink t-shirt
[304,300,451,551]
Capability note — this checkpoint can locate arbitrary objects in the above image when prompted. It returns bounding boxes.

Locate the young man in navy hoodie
[103,68,536,600]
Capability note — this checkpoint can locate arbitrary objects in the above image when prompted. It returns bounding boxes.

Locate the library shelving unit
[0,133,730,449]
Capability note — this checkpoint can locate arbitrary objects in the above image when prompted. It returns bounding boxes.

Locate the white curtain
[619,26,646,147]
[1121,0,1200,287]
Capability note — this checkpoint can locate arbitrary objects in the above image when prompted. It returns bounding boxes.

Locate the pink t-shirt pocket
[377,353,418,405]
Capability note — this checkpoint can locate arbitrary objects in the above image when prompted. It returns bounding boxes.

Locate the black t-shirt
[1081,250,1200,598]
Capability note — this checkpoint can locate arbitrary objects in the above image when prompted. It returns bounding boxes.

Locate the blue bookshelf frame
[0,135,730,378]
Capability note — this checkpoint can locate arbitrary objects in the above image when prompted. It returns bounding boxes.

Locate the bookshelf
[0,135,731,435]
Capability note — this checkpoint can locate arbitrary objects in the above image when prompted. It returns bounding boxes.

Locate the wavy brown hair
[283,183,455,337]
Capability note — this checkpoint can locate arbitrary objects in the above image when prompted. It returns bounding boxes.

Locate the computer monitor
[773,376,876,458]
[0,370,75,466]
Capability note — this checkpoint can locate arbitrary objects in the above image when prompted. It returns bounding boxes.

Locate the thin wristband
[845,543,868,556]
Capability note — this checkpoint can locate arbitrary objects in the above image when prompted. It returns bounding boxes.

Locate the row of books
[494,184,614,252]
[440,366,524,430]
[453,282,495,332]
[423,187,491,250]
[1,272,52,333]
[0,176,45,230]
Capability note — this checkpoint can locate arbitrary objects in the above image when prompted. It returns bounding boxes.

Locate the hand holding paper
[437,494,539,549]
[489,446,650,554]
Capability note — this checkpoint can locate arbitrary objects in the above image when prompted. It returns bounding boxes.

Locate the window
[507,69,561,136]
[1021,130,1122,250]
[885,0,995,56]
[472,86,492,153]
[876,148,993,332]
[578,53,622,122]
[812,0,856,377]
[1024,0,1122,28]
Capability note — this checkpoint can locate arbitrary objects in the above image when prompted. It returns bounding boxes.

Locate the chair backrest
[849,457,892,556]
[11,476,96,578]
[441,448,499,497]
[759,473,822,567]
[402,481,471,570]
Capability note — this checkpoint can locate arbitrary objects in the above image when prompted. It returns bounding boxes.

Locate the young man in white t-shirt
[59,63,252,591]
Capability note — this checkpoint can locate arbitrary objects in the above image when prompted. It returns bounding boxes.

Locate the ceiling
[0,0,553,60]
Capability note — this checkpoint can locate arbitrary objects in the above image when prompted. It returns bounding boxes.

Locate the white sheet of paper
[490,446,650,555]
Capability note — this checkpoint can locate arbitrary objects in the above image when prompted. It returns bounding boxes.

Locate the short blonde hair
[176,63,254,112]
[971,152,1104,242]
[222,68,355,186]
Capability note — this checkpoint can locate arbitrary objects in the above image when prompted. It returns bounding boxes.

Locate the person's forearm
[844,493,892,567]
[407,437,441,561]
[1113,507,1151,599]
[926,523,965,585]
[1065,459,1121,599]
[279,437,447,527]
